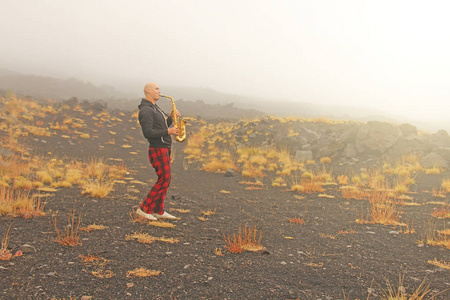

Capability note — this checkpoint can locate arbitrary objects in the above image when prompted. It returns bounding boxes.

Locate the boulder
[420,152,448,169]
[399,123,417,137]
[432,147,450,161]
[424,130,450,148]
[343,144,358,159]
[359,122,403,154]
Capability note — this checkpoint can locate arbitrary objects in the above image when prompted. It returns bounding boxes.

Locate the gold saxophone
[160,95,187,142]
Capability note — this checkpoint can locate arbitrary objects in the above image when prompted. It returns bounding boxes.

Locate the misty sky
[1,0,450,121]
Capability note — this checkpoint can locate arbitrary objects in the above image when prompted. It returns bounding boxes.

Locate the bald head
[143,82,160,103]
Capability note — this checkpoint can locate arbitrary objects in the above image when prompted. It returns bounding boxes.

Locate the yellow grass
[126,267,161,278]
[81,179,114,198]
[425,167,441,175]
[223,225,265,253]
[79,224,108,232]
[79,254,109,267]
[427,258,450,270]
[126,232,179,244]
[0,187,45,218]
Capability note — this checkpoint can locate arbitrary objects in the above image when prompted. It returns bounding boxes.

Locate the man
[136,82,179,220]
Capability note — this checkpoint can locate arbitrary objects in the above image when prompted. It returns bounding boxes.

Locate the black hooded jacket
[138,99,173,148]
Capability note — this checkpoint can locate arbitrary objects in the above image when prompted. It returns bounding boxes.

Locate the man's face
[147,83,160,101]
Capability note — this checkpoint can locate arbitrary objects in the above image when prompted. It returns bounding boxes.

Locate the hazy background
[1,0,449,125]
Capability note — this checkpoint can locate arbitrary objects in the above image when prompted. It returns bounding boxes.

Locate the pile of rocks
[233,118,450,168]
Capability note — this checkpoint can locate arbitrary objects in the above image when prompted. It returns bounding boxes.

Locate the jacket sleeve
[138,107,168,139]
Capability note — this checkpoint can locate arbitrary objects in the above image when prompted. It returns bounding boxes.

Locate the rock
[81,296,93,300]
[360,122,402,154]
[399,123,417,137]
[225,169,237,177]
[433,147,450,161]
[343,144,358,159]
[295,150,313,162]
[425,130,450,148]
[420,152,448,169]
[19,244,36,254]
[171,194,182,200]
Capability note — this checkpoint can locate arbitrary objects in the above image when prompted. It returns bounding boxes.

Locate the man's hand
[171,109,181,117]
[168,126,180,135]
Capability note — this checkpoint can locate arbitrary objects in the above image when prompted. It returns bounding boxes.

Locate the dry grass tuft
[126,267,161,278]
[53,210,82,246]
[427,258,450,270]
[288,217,305,224]
[79,254,109,267]
[431,205,450,219]
[372,273,434,300]
[126,232,179,244]
[223,225,265,253]
[0,187,45,219]
[201,209,216,216]
[79,224,108,233]
[92,269,115,278]
[81,179,115,198]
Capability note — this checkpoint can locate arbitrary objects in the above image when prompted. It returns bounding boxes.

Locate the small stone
[166,252,172,255]
[280,261,287,265]
[68,262,75,265]
[417,243,425,247]
[19,244,36,254]
[47,272,56,276]
[81,296,93,300]
[366,231,376,235]
[208,277,213,281]
[389,231,399,234]
[126,292,132,296]
[184,265,191,269]
[126,283,134,288]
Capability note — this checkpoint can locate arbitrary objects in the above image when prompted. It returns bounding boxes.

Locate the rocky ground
[0,100,449,300]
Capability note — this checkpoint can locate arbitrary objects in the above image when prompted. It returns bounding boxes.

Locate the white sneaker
[136,208,157,221]
[153,211,177,220]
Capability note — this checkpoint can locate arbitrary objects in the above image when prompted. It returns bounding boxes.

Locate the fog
[1,0,450,122]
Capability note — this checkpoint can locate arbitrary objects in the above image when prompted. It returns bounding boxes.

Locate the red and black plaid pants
[140,147,171,214]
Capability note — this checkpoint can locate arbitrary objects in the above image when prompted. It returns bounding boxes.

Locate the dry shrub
[425,167,441,175]
[337,175,349,185]
[79,224,108,232]
[126,232,179,244]
[127,267,161,278]
[422,219,450,249]
[371,273,433,300]
[428,258,450,270]
[442,178,450,193]
[81,179,114,198]
[223,225,265,253]
[92,270,115,278]
[203,158,235,173]
[0,187,45,218]
[79,254,109,267]
[431,205,450,219]
[320,156,331,164]
[289,217,305,224]
[356,192,405,227]
[53,210,82,246]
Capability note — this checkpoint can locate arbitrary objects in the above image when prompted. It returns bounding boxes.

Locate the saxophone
[160,95,187,142]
